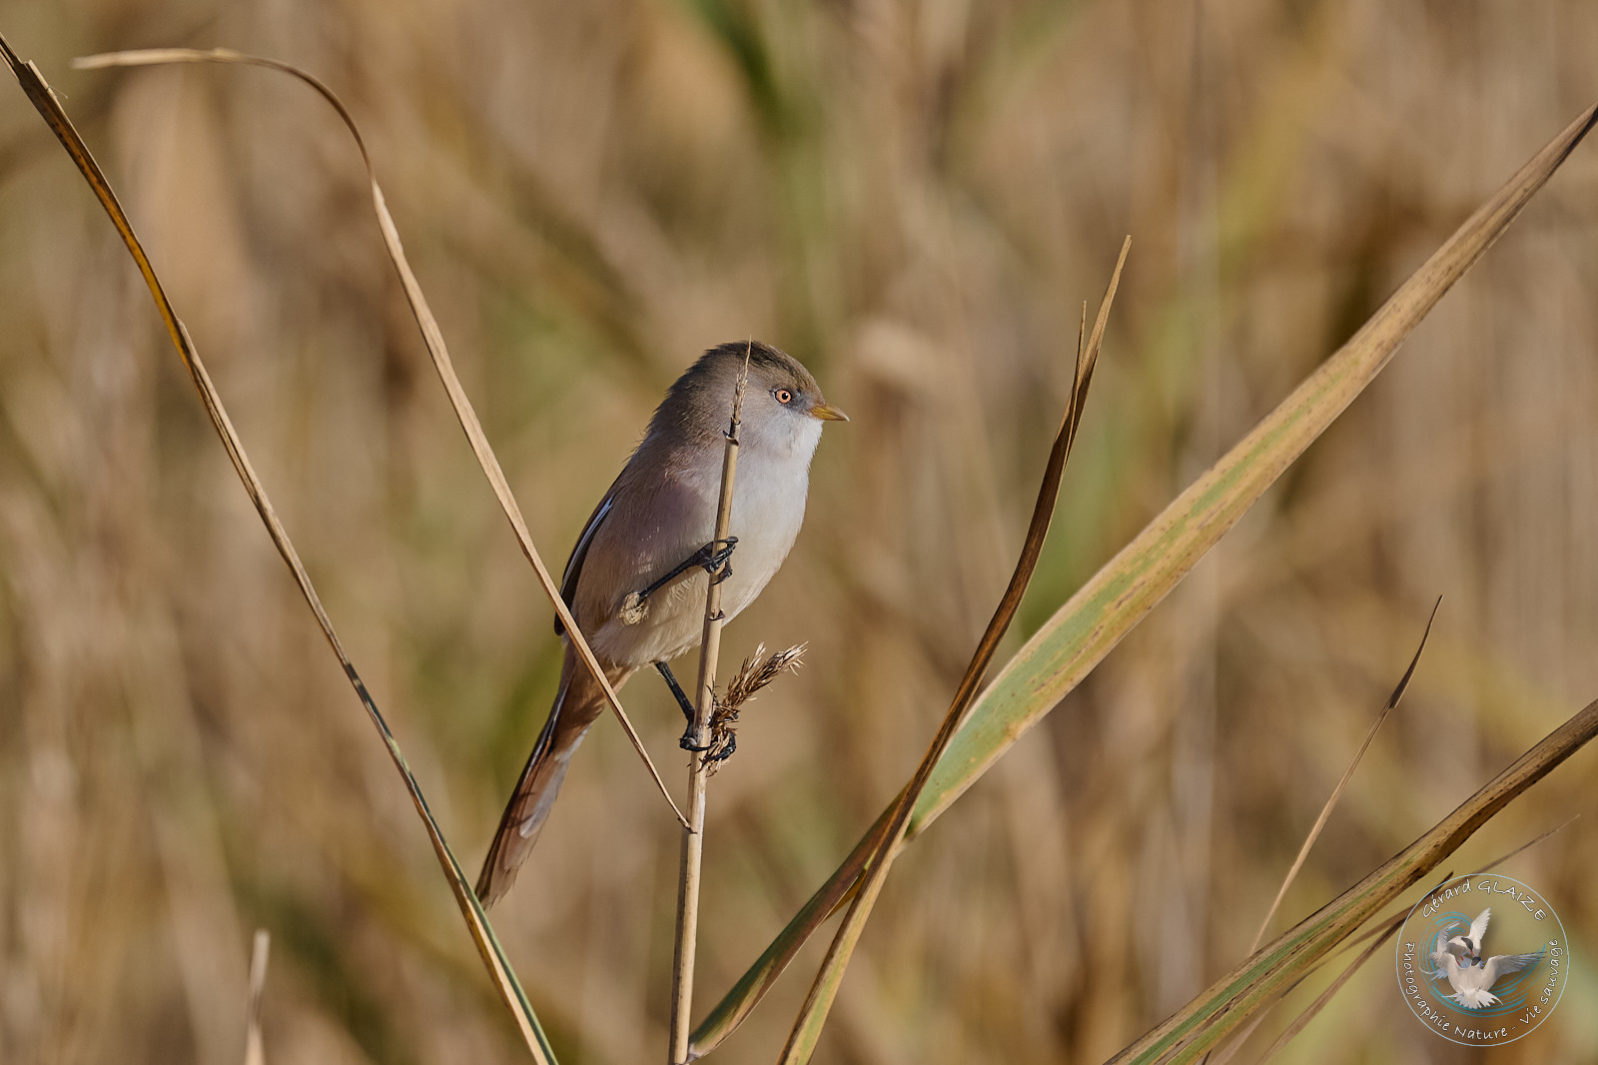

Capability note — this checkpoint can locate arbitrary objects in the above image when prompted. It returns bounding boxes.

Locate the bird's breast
[581,440,813,668]
[714,441,806,602]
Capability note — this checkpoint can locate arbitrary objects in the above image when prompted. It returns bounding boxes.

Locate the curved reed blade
[0,34,556,1061]
[691,101,1598,1054]
[70,45,685,831]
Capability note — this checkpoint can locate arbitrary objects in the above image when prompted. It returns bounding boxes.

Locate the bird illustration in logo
[1428,907,1543,1009]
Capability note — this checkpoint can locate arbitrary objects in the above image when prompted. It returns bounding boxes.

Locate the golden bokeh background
[2,1,1596,1062]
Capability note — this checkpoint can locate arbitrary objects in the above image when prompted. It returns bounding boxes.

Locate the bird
[1429,907,1543,1009]
[475,341,847,906]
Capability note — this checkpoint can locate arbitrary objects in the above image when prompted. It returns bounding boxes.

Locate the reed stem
[667,349,749,1063]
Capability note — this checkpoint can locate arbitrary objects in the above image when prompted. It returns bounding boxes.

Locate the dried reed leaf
[1248,597,1440,953]
[771,238,1128,1065]
[1335,814,1576,960]
[0,36,556,1061]
[71,46,685,831]
[693,102,1598,1054]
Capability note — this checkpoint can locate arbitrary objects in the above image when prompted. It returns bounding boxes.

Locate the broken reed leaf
[1248,596,1441,953]
[1107,696,1598,1065]
[773,238,1129,1065]
[0,37,557,1060]
[690,101,1598,1057]
[70,45,685,831]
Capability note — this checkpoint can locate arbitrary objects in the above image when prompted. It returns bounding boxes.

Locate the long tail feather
[475,653,626,906]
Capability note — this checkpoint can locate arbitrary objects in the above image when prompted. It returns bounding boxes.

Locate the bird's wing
[554,487,617,636]
[1483,952,1542,984]
[1469,908,1492,947]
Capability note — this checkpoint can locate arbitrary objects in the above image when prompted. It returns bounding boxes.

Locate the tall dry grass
[2,2,1597,1064]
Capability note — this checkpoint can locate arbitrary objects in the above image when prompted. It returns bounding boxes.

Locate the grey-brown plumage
[477,341,845,906]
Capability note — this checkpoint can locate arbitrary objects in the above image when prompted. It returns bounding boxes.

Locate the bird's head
[671,341,847,458]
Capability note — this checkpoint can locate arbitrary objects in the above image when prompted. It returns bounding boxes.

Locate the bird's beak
[809,403,849,422]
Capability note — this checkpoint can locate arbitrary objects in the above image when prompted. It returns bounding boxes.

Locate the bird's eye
[774,388,793,405]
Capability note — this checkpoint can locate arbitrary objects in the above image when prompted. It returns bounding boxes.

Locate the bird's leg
[655,661,697,722]
[634,537,738,606]
[655,661,712,751]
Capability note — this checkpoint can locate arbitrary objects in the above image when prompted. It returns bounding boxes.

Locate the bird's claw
[697,537,737,584]
[632,537,738,610]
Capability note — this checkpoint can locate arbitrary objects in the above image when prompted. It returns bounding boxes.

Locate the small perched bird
[477,341,846,906]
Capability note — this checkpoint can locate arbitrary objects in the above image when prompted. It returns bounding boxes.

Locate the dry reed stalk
[667,346,751,1064]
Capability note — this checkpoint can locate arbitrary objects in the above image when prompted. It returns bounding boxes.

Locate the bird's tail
[475,651,629,906]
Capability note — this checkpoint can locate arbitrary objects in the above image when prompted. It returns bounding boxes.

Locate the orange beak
[809,403,849,422]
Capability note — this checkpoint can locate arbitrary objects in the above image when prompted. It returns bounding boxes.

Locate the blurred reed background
[2,1,1596,1063]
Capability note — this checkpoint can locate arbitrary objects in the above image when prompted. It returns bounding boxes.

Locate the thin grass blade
[1247,597,1440,953]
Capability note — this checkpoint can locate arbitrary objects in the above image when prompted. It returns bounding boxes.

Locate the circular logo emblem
[1395,874,1567,1046]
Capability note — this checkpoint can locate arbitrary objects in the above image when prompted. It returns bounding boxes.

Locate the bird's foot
[682,727,737,763]
[629,538,739,618]
[696,536,737,585]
